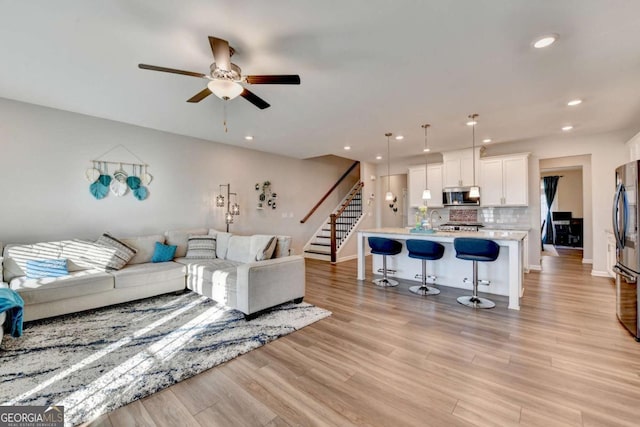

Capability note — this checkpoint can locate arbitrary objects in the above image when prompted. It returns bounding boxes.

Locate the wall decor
[256,181,277,209]
[216,183,239,232]
[87,145,151,201]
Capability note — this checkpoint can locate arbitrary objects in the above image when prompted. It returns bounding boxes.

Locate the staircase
[304,182,364,262]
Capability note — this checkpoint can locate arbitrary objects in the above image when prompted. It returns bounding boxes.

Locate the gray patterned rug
[0,291,330,426]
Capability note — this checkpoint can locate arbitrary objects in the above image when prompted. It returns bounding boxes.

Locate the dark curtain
[542,176,560,244]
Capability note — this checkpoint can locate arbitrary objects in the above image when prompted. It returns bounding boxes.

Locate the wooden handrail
[335,182,364,218]
[300,161,360,224]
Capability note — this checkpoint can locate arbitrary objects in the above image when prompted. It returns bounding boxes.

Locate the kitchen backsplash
[431,207,530,228]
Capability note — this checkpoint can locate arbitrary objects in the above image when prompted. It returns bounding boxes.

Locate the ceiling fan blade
[138,64,207,78]
[208,36,231,71]
[240,88,270,109]
[245,75,301,85]
[186,88,212,103]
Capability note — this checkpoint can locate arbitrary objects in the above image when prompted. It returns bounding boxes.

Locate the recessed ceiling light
[344,146,351,150]
[562,125,573,131]
[244,135,254,140]
[423,148,431,152]
[395,135,404,140]
[567,99,582,106]
[483,138,492,143]
[376,155,382,160]
[466,120,477,126]
[533,34,558,49]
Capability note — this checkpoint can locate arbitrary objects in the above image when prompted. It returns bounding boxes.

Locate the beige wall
[0,98,355,254]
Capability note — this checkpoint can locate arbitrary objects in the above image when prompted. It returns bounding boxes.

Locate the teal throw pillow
[26,259,69,279]
[152,242,177,263]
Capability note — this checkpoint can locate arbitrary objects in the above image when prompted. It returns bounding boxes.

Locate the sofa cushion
[250,235,277,261]
[10,269,114,305]
[226,236,253,263]
[215,232,233,260]
[165,228,208,258]
[273,236,292,258]
[110,262,185,289]
[95,233,137,269]
[26,259,69,279]
[152,242,177,263]
[3,240,101,282]
[119,234,165,264]
[178,258,240,306]
[185,235,216,259]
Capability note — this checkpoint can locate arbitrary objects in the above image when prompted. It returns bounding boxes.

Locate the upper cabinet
[408,164,443,208]
[442,148,481,187]
[479,153,530,206]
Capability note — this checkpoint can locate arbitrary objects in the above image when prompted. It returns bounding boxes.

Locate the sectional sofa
[0,228,305,324]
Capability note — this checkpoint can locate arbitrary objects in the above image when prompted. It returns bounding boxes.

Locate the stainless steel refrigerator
[613,161,640,341]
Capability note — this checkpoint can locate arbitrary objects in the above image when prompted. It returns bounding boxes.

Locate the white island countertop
[357,228,527,310]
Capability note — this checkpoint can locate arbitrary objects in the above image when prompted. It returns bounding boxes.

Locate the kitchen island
[357,228,528,310]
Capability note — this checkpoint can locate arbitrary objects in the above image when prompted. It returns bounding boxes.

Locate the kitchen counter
[357,228,526,310]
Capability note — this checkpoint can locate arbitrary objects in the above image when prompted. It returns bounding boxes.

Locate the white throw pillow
[215,232,233,260]
[273,236,292,258]
[250,235,277,261]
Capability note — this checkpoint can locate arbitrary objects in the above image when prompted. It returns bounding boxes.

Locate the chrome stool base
[373,277,399,287]
[410,285,440,296]
[457,295,495,309]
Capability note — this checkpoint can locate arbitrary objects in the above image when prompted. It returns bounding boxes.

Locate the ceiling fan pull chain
[223,100,228,133]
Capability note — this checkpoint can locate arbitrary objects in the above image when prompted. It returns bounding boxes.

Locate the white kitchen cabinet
[408,164,443,208]
[479,153,529,206]
[442,148,480,187]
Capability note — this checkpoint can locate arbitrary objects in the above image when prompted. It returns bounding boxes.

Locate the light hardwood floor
[88,250,640,427]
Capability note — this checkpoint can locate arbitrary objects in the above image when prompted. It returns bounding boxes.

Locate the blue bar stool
[406,239,444,296]
[453,238,500,309]
[368,237,403,287]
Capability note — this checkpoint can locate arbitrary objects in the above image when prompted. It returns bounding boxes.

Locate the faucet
[429,209,442,229]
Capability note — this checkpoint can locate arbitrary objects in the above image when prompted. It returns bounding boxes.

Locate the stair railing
[329,181,364,262]
[300,161,360,224]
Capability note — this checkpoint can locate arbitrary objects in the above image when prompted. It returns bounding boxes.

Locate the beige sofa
[0,228,305,323]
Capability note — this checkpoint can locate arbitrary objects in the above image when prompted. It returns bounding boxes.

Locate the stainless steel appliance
[438,223,484,232]
[442,187,480,206]
[612,161,640,341]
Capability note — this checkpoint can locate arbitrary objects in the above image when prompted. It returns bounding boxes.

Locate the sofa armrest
[235,255,305,315]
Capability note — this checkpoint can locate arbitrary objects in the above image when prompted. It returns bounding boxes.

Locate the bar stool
[368,237,403,287]
[453,238,500,309]
[406,239,444,296]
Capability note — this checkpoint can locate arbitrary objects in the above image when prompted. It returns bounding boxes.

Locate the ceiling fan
[139,36,300,110]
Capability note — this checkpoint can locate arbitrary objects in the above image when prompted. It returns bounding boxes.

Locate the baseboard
[591,270,612,278]
[582,258,593,264]
[336,254,359,263]
[528,264,542,271]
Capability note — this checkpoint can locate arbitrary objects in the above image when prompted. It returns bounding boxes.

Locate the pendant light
[421,124,432,201]
[384,132,394,202]
[469,113,480,198]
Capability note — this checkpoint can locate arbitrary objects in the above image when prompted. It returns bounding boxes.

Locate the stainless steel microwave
[442,187,480,206]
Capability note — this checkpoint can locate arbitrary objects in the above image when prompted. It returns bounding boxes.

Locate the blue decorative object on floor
[0,288,24,338]
[0,291,330,426]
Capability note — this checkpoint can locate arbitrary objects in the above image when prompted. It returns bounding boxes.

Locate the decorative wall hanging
[87,145,151,201]
[255,181,277,209]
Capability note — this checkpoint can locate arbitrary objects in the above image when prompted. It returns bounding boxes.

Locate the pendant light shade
[422,189,432,200]
[469,113,480,199]
[385,191,394,201]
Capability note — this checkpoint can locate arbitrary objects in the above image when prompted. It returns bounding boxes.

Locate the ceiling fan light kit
[139,35,300,111]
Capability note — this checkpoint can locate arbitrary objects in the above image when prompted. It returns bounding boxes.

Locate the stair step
[311,242,331,247]
[304,249,331,255]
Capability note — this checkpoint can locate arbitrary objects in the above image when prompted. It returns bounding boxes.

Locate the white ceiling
[2,0,640,162]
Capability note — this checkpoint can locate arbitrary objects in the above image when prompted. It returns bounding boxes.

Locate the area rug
[0,291,330,426]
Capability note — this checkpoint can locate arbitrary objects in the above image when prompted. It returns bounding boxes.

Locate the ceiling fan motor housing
[210,63,241,81]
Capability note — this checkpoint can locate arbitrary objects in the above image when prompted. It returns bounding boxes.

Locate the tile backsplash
[414,206,530,228]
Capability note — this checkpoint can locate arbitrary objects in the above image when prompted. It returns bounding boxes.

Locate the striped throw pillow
[26,259,69,279]
[185,235,216,259]
[95,233,137,269]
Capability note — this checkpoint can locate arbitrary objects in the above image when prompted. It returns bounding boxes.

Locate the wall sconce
[217,183,239,231]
